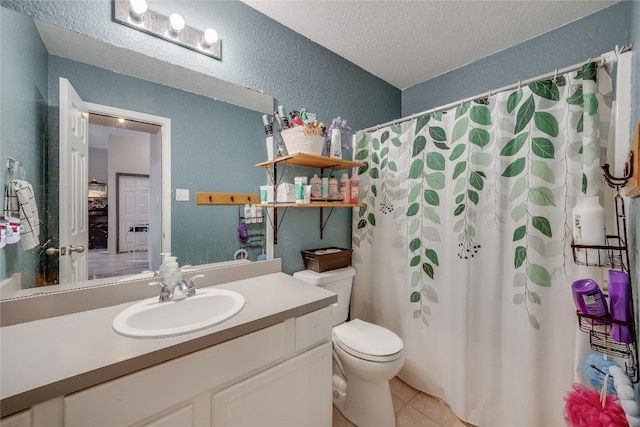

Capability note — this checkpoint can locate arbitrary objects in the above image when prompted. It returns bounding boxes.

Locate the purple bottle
[608,270,633,343]
[572,279,609,323]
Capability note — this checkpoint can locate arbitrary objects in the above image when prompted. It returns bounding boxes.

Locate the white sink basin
[112,288,245,338]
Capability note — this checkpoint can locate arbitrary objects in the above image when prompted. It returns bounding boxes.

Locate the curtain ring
[459,98,464,107]
[552,69,558,82]
[517,80,521,90]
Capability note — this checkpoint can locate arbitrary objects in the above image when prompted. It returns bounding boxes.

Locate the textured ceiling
[241,0,618,89]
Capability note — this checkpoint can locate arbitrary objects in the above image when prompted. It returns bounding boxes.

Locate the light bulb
[129,0,147,20]
[202,28,218,47]
[169,13,185,34]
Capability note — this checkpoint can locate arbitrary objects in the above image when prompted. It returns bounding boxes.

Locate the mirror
[1,6,273,297]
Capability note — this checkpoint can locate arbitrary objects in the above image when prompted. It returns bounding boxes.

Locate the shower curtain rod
[360,44,632,134]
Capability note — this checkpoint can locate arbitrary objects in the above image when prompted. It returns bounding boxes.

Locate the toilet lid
[333,319,403,360]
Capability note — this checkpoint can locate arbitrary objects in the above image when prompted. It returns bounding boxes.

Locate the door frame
[85,102,171,258]
[116,172,150,254]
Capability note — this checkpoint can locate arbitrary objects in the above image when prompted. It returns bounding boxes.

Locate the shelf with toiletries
[571,163,637,381]
[255,153,364,244]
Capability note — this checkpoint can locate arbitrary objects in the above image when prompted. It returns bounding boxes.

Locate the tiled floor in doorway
[333,377,470,427]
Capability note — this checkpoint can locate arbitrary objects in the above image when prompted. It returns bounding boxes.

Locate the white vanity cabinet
[2,307,332,427]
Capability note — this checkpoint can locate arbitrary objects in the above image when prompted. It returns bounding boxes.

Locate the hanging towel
[4,180,40,250]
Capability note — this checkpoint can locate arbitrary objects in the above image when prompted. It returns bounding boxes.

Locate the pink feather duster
[564,383,628,427]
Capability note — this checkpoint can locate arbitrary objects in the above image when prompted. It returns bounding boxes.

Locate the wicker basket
[281,127,325,156]
[301,248,352,273]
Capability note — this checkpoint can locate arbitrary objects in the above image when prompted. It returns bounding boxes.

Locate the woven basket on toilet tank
[301,248,352,273]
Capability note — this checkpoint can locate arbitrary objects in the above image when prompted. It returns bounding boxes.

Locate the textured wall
[402,2,632,116]
[2,0,400,275]
[1,8,49,285]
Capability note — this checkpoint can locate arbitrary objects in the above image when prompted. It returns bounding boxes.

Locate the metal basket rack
[572,163,637,382]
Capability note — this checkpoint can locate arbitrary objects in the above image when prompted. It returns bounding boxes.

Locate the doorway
[84,111,167,280]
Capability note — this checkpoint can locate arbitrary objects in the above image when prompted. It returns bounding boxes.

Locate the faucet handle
[149,281,171,302]
[189,274,205,287]
[181,274,204,298]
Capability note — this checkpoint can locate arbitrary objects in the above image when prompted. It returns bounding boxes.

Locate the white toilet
[293,267,404,427]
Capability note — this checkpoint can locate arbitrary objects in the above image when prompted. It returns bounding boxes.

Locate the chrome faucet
[149,274,205,303]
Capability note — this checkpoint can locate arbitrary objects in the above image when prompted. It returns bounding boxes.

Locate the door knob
[45,247,67,256]
[68,245,85,254]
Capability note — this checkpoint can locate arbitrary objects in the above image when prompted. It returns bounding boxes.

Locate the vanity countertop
[0,272,336,417]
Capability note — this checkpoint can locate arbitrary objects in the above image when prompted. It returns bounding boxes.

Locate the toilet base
[333,374,396,427]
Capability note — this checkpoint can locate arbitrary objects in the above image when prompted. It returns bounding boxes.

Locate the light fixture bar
[113,0,221,61]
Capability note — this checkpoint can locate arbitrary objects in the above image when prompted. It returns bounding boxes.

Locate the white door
[118,175,150,253]
[59,78,89,284]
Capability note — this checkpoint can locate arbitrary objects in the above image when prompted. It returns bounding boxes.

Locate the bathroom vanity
[0,261,336,426]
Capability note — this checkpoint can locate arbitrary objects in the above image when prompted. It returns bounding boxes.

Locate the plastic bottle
[608,270,632,343]
[158,254,174,277]
[331,128,342,159]
[572,196,606,264]
[340,173,349,203]
[350,176,360,204]
[310,174,322,201]
[328,175,340,200]
[321,177,329,200]
[572,196,606,244]
[571,278,609,324]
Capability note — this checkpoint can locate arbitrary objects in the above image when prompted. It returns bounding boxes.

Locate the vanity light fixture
[128,0,147,20]
[113,0,221,60]
[168,13,185,35]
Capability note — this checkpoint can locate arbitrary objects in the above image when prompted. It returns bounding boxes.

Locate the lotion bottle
[350,176,360,204]
[340,174,349,203]
[310,174,322,200]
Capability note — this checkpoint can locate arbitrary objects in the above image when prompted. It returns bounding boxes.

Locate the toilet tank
[292,266,355,326]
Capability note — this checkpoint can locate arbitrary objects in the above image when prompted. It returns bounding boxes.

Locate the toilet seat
[333,319,404,362]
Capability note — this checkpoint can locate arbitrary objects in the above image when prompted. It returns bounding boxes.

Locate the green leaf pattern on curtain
[352,62,612,329]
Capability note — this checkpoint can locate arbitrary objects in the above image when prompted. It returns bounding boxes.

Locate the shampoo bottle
[608,270,633,343]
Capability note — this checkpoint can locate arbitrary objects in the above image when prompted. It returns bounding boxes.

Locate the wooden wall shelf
[255,153,364,170]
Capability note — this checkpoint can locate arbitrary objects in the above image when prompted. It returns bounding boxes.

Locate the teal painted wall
[402,2,631,115]
[0,8,49,285]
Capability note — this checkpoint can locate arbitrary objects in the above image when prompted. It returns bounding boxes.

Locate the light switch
[176,189,190,201]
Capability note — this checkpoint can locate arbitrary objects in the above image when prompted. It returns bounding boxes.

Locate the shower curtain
[351,63,613,426]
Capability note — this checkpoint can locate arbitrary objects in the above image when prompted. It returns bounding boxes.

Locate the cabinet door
[0,410,30,427]
[139,404,193,427]
[211,342,332,427]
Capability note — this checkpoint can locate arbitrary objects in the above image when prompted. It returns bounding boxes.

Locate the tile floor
[333,377,471,427]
